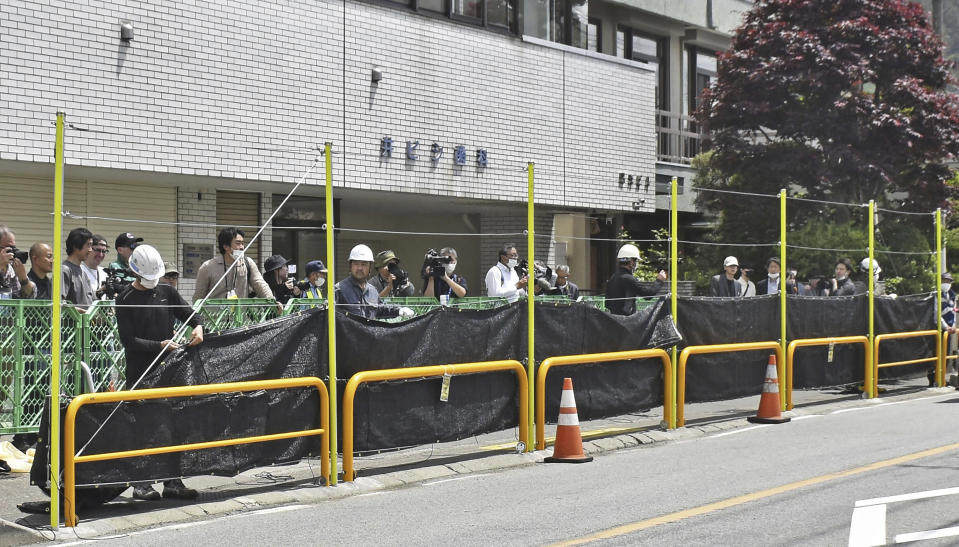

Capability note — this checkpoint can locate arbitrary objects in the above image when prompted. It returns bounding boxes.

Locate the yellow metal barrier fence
[535,349,673,450]
[786,337,871,409]
[943,331,958,387]
[343,360,528,481]
[873,330,940,398]
[677,342,785,427]
[64,377,330,527]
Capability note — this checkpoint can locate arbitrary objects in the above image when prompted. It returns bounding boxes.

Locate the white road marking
[710,425,770,438]
[856,486,959,507]
[423,475,480,486]
[895,525,959,543]
[848,504,886,547]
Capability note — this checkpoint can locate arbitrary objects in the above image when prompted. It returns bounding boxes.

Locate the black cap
[263,254,293,274]
[115,232,143,249]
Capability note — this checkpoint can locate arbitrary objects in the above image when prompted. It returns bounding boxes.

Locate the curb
[44,386,958,540]
[0,518,47,546]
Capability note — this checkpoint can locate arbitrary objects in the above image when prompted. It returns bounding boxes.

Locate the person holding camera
[803,273,832,296]
[485,243,528,302]
[334,244,414,320]
[371,250,415,298]
[832,258,856,296]
[262,254,301,305]
[423,247,467,302]
[0,224,36,299]
[116,244,203,501]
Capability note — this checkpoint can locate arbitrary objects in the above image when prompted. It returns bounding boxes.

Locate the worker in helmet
[857,257,883,296]
[605,243,667,316]
[115,244,203,501]
[334,244,414,320]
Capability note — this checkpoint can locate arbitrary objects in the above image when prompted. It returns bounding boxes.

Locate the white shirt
[485,262,526,302]
[765,276,779,294]
[81,263,106,293]
[739,279,756,297]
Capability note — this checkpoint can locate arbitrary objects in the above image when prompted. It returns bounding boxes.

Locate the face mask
[315,277,325,288]
[768,273,780,280]
[445,263,456,275]
[836,275,847,282]
[943,283,952,292]
[507,258,518,269]
[140,277,158,289]
[231,249,245,261]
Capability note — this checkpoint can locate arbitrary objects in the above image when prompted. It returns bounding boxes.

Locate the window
[586,18,601,52]
[617,27,668,110]
[522,0,590,47]
[381,0,516,31]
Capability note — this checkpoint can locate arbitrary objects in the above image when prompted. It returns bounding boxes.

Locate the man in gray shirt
[61,227,95,311]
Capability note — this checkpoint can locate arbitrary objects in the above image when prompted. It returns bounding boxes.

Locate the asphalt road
[57,391,959,546]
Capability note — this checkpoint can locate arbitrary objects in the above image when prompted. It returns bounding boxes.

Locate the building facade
[0,0,748,298]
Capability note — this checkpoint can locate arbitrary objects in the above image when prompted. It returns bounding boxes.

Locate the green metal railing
[193,298,281,333]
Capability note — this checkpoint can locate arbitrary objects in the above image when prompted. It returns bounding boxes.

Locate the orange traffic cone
[544,377,593,463]
[747,354,791,424]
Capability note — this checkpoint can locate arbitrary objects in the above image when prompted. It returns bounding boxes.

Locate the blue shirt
[333,277,398,320]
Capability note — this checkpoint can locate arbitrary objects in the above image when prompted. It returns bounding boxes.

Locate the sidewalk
[0,376,942,543]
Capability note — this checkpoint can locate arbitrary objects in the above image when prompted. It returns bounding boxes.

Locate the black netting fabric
[36,300,680,493]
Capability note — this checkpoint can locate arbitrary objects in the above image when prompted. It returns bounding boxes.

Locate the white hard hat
[723,256,739,267]
[617,244,641,260]
[860,258,881,275]
[348,244,374,262]
[129,244,164,287]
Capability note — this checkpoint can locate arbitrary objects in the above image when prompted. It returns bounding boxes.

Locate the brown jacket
[192,254,273,302]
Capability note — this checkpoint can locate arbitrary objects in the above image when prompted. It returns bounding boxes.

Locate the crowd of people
[3,224,958,479]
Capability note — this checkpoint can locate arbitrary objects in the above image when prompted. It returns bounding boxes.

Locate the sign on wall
[182,244,214,279]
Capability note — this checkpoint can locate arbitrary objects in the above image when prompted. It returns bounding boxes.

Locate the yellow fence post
[936,208,944,386]
[670,177,679,429]
[526,162,535,452]
[868,200,876,397]
[324,142,338,484]
[779,189,787,410]
[50,111,66,527]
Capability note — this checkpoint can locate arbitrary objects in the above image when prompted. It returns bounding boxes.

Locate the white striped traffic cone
[544,377,593,463]
[747,354,791,424]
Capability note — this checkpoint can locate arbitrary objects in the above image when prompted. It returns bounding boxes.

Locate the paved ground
[0,376,939,544]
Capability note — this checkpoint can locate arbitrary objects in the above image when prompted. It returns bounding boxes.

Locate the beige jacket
[192,254,273,302]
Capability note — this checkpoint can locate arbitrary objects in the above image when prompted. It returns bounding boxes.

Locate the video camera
[102,267,133,299]
[3,247,28,264]
[424,249,453,279]
[387,261,410,286]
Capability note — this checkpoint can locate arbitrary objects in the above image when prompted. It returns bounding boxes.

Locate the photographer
[0,224,36,299]
[832,258,856,296]
[804,273,832,296]
[484,243,528,302]
[262,254,301,305]
[371,250,415,298]
[423,247,467,301]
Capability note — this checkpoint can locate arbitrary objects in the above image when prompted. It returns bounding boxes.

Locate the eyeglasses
[93,248,109,254]
[164,273,179,280]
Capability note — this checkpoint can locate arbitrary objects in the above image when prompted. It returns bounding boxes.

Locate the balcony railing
[656,110,705,165]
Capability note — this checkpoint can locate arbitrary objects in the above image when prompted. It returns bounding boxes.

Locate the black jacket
[605,267,662,316]
[710,274,741,297]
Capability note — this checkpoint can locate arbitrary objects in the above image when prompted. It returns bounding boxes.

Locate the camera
[102,267,133,299]
[3,247,28,264]
[387,261,410,286]
[424,249,453,279]
[514,259,529,278]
